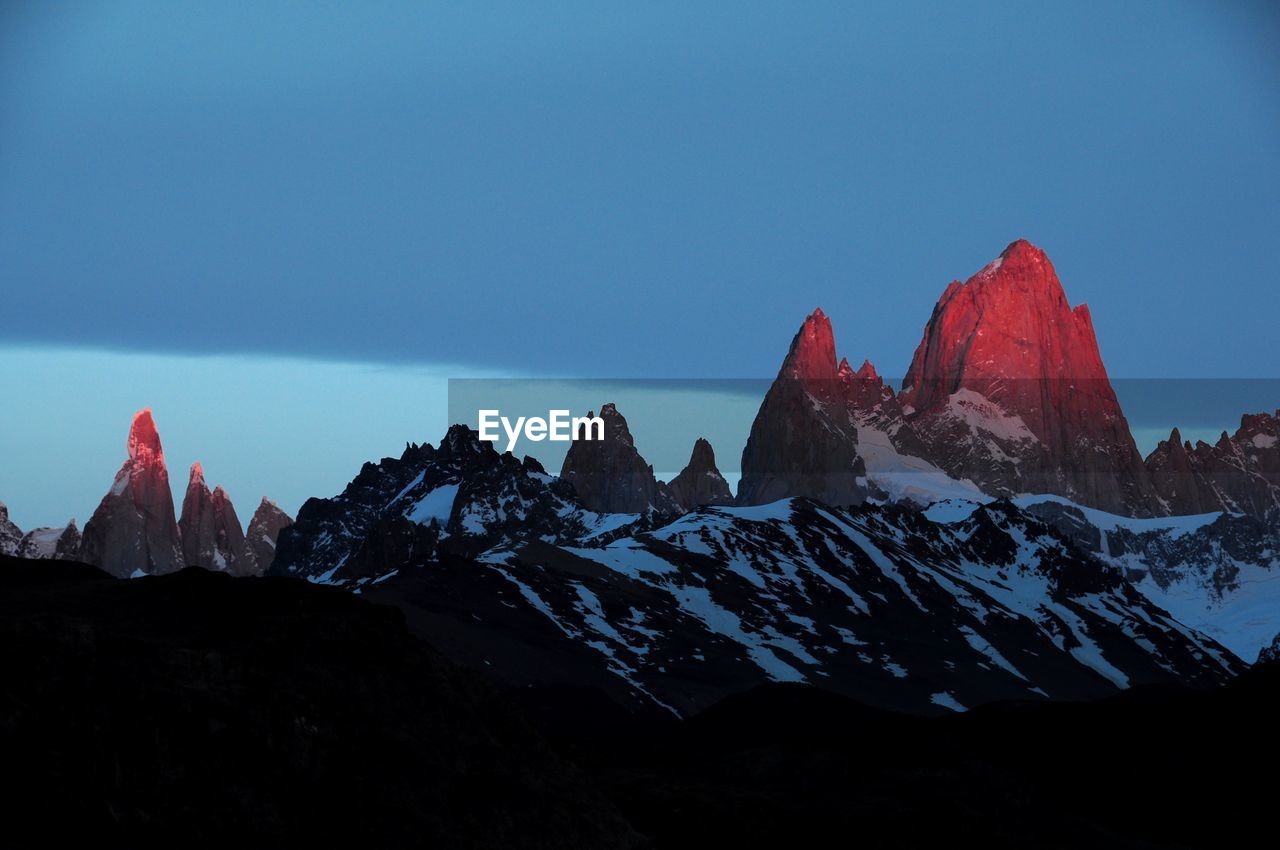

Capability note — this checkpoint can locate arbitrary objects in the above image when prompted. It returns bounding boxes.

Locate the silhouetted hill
[0,554,639,848]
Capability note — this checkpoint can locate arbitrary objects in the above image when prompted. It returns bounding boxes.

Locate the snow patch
[930,692,966,712]
[943,388,1039,444]
[406,483,460,526]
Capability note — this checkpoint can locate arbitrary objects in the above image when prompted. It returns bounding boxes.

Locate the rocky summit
[79,409,185,578]
[665,437,734,510]
[899,239,1157,516]
[1145,411,1280,517]
[246,497,294,574]
[178,463,256,576]
[0,502,24,556]
[738,308,868,507]
[560,403,678,514]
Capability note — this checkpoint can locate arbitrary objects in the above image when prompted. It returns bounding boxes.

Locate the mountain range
[4,238,1278,720]
[1,409,294,577]
[262,240,1278,717]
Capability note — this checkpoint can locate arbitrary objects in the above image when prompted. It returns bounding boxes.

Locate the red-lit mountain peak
[902,239,1108,412]
[900,241,1156,515]
[127,408,165,466]
[80,409,184,577]
[211,485,234,511]
[779,308,838,384]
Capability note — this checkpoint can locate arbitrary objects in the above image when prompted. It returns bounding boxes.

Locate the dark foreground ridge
[0,555,638,848]
[2,553,1277,848]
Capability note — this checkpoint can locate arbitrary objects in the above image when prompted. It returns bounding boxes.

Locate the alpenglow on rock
[899,239,1157,516]
[75,409,283,577]
[80,409,185,578]
[738,308,867,507]
[179,463,256,576]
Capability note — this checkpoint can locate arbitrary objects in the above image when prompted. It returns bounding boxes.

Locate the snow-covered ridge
[274,425,1267,718]
[922,494,1280,661]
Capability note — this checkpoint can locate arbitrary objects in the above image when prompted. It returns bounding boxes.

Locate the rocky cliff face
[79,409,185,578]
[0,502,23,556]
[666,438,733,510]
[738,309,867,507]
[836,357,985,507]
[246,498,294,574]
[899,240,1157,516]
[178,464,255,576]
[560,404,677,514]
[1146,412,1280,517]
[840,359,924,455]
[1143,428,1212,515]
[51,520,82,559]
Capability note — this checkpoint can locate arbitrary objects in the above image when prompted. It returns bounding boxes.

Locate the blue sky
[1,2,1278,528]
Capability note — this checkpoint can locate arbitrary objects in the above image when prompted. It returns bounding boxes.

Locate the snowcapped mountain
[273,424,637,583]
[735,240,1277,525]
[275,425,1242,716]
[1010,497,1280,661]
[267,242,1277,714]
[9,238,1277,720]
[1,503,82,561]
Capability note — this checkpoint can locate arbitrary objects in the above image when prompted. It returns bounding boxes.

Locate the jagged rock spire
[560,403,675,514]
[0,501,23,556]
[779,308,839,386]
[179,462,255,576]
[1146,411,1280,516]
[80,409,184,577]
[667,438,734,510]
[246,497,294,575]
[739,310,866,507]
